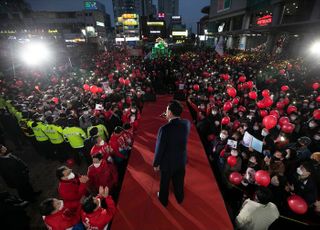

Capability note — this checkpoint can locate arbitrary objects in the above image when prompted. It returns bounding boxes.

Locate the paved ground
[0,138,88,229]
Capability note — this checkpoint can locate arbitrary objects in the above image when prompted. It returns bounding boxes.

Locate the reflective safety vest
[30,122,49,142]
[63,126,87,149]
[87,124,109,141]
[19,118,34,137]
[42,124,64,144]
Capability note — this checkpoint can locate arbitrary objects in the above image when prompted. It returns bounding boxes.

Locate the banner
[215,36,224,56]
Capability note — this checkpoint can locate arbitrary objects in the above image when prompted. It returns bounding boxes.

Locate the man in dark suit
[153,100,191,207]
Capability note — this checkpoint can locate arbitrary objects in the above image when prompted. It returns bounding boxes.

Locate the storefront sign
[257,15,272,26]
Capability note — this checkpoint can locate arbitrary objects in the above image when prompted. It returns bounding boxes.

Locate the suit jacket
[153,118,191,172]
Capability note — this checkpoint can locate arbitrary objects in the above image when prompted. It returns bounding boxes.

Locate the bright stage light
[310,41,320,56]
[20,42,50,66]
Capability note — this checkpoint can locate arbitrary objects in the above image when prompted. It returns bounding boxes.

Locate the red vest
[43,206,80,230]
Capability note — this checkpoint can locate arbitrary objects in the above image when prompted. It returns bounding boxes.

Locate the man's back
[154,118,190,172]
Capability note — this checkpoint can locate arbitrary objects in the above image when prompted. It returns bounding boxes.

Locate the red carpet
[111,95,233,230]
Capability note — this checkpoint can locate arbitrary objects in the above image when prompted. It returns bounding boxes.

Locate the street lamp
[20,41,51,66]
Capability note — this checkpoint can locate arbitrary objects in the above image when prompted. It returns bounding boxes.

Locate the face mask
[231,150,238,157]
[290,116,297,121]
[253,126,259,131]
[131,109,136,113]
[261,130,268,137]
[200,105,205,110]
[99,140,105,146]
[83,111,89,115]
[314,135,320,141]
[130,116,136,122]
[309,122,317,128]
[296,167,303,176]
[243,126,248,130]
[214,121,220,126]
[309,105,315,109]
[67,172,75,180]
[93,162,101,168]
[239,113,243,117]
[58,200,64,211]
[212,110,218,115]
[233,110,238,113]
[220,134,227,140]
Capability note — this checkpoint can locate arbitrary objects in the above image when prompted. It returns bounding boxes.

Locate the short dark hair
[89,127,99,137]
[123,123,132,130]
[301,161,314,174]
[56,165,68,180]
[82,196,97,214]
[39,198,55,216]
[168,100,183,117]
[114,126,123,134]
[92,153,103,160]
[256,187,272,205]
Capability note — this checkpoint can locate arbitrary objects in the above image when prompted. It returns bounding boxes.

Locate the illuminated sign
[96,21,105,27]
[65,38,85,43]
[84,1,97,10]
[123,19,138,26]
[158,12,165,18]
[172,30,188,37]
[117,17,123,23]
[257,15,272,26]
[122,14,137,19]
[48,29,58,33]
[147,21,164,26]
[150,30,161,34]
[172,16,181,20]
[115,36,140,42]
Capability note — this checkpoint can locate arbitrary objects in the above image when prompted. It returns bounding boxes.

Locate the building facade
[158,0,179,26]
[207,0,320,53]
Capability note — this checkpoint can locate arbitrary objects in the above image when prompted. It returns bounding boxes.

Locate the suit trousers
[159,167,185,207]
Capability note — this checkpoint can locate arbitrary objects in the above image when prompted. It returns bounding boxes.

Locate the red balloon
[313,109,320,120]
[237,84,243,91]
[52,97,59,104]
[193,84,200,91]
[249,91,257,100]
[263,97,273,107]
[97,87,103,93]
[279,116,290,127]
[83,84,90,91]
[208,86,214,92]
[90,85,98,94]
[223,74,230,81]
[202,71,211,78]
[281,85,289,92]
[287,105,297,115]
[239,76,246,83]
[257,100,266,109]
[229,172,243,185]
[312,82,320,90]
[221,116,230,125]
[262,89,270,97]
[263,115,278,130]
[269,110,280,119]
[66,158,74,168]
[124,79,130,86]
[316,96,320,103]
[232,97,240,105]
[276,101,285,109]
[283,97,290,105]
[281,123,295,133]
[227,156,237,167]
[287,195,308,215]
[247,81,254,89]
[223,102,233,112]
[279,69,286,75]
[227,87,237,98]
[260,110,268,118]
[255,170,270,187]
[119,77,125,85]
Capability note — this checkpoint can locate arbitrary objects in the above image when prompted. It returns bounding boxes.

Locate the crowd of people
[0,45,319,229]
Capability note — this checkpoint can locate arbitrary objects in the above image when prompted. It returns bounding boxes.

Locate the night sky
[25,0,210,33]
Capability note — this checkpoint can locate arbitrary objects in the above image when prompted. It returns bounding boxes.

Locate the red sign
[158,12,165,18]
[257,15,272,26]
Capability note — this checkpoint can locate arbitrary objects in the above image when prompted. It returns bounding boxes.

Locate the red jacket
[90,143,112,160]
[87,160,118,192]
[121,130,134,146]
[109,134,126,159]
[81,196,116,230]
[58,177,87,210]
[43,206,81,230]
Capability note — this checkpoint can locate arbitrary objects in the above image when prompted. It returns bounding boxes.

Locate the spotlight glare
[20,42,50,66]
[310,41,320,55]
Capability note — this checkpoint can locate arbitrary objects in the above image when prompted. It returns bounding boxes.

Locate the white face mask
[67,172,75,180]
[214,121,220,126]
[99,140,105,146]
[220,134,227,140]
[309,122,317,128]
[261,130,268,137]
[314,135,320,141]
[93,162,101,168]
[296,167,303,176]
[253,126,259,131]
[58,200,64,211]
[130,116,136,122]
[231,150,238,157]
[83,111,89,115]
[212,110,218,115]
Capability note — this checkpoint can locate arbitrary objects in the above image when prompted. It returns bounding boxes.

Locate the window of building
[217,0,231,12]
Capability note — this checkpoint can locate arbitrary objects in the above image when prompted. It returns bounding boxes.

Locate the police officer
[63,118,87,165]
[87,116,109,141]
